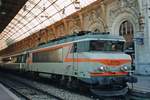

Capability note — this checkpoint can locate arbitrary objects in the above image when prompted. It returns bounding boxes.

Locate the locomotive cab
[66,35,137,96]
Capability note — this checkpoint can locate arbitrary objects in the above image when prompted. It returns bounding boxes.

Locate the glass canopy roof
[0,0,96,50]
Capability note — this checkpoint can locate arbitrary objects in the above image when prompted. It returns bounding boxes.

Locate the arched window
[119,21,134,48]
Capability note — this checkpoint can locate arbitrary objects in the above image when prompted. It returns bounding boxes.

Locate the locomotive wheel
[67,81,72,89]
[70,80,79,89]
[90,84,128,96]
[60,78,67,87]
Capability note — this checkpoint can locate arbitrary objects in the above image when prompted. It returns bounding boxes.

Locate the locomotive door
[26,53,32,71]
[72,43,79,76]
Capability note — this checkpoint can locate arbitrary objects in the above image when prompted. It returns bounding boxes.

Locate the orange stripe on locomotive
[64,58,131,66]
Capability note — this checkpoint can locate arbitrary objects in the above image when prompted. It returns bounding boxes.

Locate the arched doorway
[119,20,134,48]
[119,20,135,68]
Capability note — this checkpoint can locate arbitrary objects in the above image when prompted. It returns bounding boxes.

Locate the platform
[0,83,20,100]
[130,75,150,92]
[128,75,150,99]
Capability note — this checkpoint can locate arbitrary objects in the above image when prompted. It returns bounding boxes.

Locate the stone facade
[134,0,150,75]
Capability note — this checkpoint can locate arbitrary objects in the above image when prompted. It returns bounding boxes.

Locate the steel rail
[0,75,63,100]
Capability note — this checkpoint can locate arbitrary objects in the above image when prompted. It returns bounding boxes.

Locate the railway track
[0,74,63,100]
[1,71,140,100]
[0,71,95,100]
[0,71,130,100]
[0,71,147,100]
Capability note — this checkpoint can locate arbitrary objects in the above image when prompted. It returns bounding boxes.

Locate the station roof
[0,0,96,50]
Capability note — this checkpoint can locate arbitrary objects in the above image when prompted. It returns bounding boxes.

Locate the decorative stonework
[69,19,81,34]
[84,10,105,32]
[108,0,139,22]
[119,0,137,8]
[87,21,105,32]
[88,11,97,23]
[55,25,65,37]
[69,25,81,34]
[107,0,140,35]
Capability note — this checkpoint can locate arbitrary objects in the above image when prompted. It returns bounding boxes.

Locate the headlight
[98,66,108,72]
[123,66,128,70]
[120,65,131,71]
[99,66,104,71]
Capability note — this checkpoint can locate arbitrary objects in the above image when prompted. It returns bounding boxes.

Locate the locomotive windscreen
[72,40,124,52]
[90,40,124,52]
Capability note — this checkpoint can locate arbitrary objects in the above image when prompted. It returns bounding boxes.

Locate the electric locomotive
[0,31,137,96]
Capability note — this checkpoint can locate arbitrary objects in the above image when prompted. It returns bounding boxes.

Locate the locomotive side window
[71,41,89,53]
[32,47,63,63]
[77,41,89,52]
